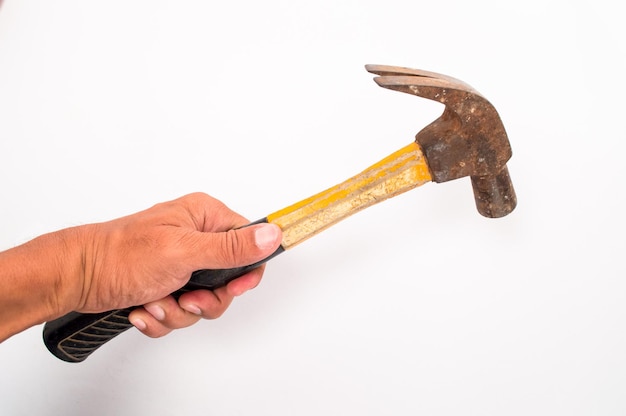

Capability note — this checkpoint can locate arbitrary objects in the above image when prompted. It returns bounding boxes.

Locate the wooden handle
[43,141,431,362]
[269,141,431,249]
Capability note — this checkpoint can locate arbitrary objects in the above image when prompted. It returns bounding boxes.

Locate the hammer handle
[43,241,284,362]
[43,141,432,362]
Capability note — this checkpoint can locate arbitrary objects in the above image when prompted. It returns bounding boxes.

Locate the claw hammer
[43,65,516,362]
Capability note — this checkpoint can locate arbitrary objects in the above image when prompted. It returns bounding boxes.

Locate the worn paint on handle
[268,141,432,249]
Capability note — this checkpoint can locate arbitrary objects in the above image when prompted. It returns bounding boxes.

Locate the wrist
[50,225,91,315]
[0,226,88,341]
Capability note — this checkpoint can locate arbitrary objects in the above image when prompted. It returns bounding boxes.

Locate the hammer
[43,65,516,362]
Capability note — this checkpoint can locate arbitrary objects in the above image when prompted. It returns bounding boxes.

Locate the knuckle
[145,328,172,338]
[218,229,248,266]
[204,309,226,320]
[138,321,172,338]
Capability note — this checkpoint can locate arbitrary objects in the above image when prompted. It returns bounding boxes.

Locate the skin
[0,192,283,342]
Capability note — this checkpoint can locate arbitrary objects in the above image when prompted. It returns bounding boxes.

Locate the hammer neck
[267,141,432,250]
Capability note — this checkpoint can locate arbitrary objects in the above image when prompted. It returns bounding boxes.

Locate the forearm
[0,227,83,342]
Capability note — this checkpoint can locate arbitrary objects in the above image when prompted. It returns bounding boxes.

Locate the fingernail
[145,304,166,321]
[254,224,280,250]
[183,304,202,315]
[130,317,147,331]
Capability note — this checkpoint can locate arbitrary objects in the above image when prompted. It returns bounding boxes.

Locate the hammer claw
[366,64,443,78]
[366,64,475,92]
[372,75,469,105]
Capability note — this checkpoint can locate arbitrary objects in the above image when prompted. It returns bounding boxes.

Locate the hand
[0,193,282,342]
[71,193,282,338]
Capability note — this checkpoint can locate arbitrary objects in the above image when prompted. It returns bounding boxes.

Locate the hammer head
[366,65,517,218]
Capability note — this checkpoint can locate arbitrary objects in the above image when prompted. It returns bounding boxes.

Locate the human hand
[63,192,282,338]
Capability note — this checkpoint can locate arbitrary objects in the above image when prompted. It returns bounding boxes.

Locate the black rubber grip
[43,219,284,363]
[43,308,134,363]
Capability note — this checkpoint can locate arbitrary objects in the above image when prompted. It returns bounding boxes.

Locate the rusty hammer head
[366,65,516,218]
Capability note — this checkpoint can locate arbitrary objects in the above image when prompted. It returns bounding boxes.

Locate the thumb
[187,222,282,270]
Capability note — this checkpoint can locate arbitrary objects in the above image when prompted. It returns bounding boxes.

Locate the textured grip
[43,218,284,363]
[43,308,134,362]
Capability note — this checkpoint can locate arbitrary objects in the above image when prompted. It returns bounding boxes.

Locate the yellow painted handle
[43,141,431,363]
[267,141,432,249]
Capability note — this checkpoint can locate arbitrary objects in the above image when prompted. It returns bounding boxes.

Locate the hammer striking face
[44,65,516,363]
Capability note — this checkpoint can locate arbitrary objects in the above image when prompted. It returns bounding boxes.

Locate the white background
[0,1,624,415]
